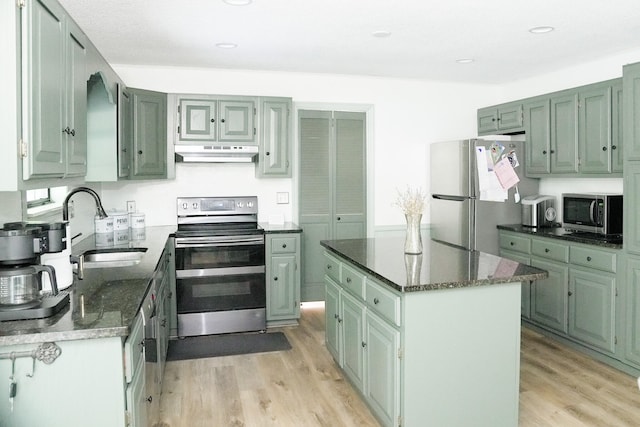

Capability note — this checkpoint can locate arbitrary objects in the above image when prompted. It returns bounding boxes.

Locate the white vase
[404,213,422,254]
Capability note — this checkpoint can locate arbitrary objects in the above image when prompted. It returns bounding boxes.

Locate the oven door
[175,235,265,273]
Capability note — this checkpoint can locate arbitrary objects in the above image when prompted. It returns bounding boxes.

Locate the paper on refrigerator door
[493,157,520,190]
[475,146,508,201]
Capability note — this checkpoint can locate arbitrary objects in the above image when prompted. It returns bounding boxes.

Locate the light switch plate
[276,192,289,204]
[127,201,136,213]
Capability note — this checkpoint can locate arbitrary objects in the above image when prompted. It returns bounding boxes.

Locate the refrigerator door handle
[432,194,474,202]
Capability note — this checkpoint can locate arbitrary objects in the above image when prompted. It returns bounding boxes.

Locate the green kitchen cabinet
[524,98,552,175]
[624,256,640,368]
[125,313,147,427]
[568,267,616,354]
[611,81,624,173]
[550,92,579,174]
[578,83,613,173]
[130,88,168,179]
[624,162,640,256]
[342,290,367,393]
[530,257,569,333]
[175,96,256,144]
[498,231,532,319]
[266,233,301,324]
[623,62,640,160]
[477,103,524,135]
[255,97,292,177]
[325,276,341,363]
[22,0,88,180]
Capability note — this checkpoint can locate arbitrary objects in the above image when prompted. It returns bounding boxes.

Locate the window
[26,188,52,208]
[26,186,67,218]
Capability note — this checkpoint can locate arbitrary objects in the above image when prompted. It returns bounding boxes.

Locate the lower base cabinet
[324,251,521,427]
[625,257,640,367]
[266,233,301,325]
[530,257,569,333]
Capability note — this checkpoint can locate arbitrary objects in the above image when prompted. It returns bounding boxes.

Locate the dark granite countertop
[0,226,175,346]
[497,224,623,249]
[320,233,547,293]
[260,222,303,233]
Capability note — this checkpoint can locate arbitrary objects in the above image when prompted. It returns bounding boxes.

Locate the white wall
[101,52,638,229]
[103,66,498,228]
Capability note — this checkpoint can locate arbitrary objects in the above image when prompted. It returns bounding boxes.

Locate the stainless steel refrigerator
[429,138,539,255]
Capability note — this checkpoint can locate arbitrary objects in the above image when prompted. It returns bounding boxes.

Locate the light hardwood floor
[158,304,640,427]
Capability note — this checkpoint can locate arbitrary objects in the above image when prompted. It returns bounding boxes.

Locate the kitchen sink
[82,248,148,268]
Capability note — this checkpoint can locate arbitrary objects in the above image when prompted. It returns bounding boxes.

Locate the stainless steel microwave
[562,193,623,235]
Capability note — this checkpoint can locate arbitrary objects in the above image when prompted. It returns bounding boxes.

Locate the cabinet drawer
[324,253,340,283]
[124,313,144,384]
[531,239,569,262]
[341,263,366,299]
[271,236,297,253]
[570,246,617,273]
[499,233,531,254]
[366,279,401,327]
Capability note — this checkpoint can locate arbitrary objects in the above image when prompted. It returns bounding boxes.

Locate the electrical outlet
[276,192,289,204]
[127,200,136,213]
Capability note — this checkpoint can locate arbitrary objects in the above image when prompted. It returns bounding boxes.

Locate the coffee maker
[0,222,71,321]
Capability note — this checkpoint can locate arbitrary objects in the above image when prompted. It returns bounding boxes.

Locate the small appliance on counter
[0,222,71,321]
[521,195,557,228]
[562,193,623,236]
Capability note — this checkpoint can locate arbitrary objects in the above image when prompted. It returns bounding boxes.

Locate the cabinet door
[23,0,66,179]
[131,88,167,179]
[341,291,366,392]
[126,359,148,427]
[178,98,217,142]
[267,254,298,320]
[219,99,255,142]
[118,85,132,178]
[334,111,366,239]
[257,98,291,177]
[623,62,640,160]
[625,257,640,366]
[524,99,551,175]
[550,92,579,173]
[624,162,640,256]
[568,268,615,353]
[611,81,624,173]
[477,108,498,135]
[579,86,612,173]
[497,103,523,131]
[64,20,88,177]
[325,277,341,364]
[530,257,569,333]
[365,311,400,427]
[500,249,531,318]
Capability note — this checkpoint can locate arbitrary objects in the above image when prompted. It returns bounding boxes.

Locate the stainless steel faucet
[63,187,107,280]
[62,186,108,221]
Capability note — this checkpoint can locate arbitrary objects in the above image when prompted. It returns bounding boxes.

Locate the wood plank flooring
[157,304,640,427]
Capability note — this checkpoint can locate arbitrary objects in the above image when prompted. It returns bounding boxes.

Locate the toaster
[521,195,557,227]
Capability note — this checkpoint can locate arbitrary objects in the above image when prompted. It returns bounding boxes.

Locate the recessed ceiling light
[529,26,554,34]
[456,58,474,64]
[372,30,392,38]
[223,0,253,5]
[216,42,238,49]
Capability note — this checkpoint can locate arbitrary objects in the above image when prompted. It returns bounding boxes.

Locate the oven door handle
[176,265,266,278]
[175,236,264,248]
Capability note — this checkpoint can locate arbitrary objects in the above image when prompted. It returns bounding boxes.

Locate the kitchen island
[321,235,547,427]
[0,226,175,427]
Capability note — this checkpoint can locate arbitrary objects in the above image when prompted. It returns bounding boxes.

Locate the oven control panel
[177,196,258,216]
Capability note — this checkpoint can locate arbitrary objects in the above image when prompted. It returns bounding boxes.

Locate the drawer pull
[327,265,332,269]
[568,291,573,296]
[545,248,550,253]
[586,256,592,262]
[274,276,278,281]
[510,242,514,246]
[346,277,352,283]
[334,314,339,319]
[282,243,287,248]
[361,341,367,348]
[373,297,380,305]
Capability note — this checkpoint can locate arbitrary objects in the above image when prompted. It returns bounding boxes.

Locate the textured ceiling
[59,0,640,84]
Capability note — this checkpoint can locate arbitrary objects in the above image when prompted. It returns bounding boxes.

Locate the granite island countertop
[0,225,175,346]
[497,224,623,249]
[321,234,547,293]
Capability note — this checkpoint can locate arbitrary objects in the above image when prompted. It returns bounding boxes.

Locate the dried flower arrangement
[394,186,426,216]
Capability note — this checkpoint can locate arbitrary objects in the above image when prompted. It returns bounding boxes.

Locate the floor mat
[167,332,292,361]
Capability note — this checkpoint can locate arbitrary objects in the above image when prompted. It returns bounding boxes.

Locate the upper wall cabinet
[130,88,168,179]
[175,95,257,145]
[486,79,622,177]
[20,0,88,183]
[255,97,292,178]
[477,102,524,135]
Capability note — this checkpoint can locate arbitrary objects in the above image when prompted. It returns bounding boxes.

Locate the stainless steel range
[174,196,266,336]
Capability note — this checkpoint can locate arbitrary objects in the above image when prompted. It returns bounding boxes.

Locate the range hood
[175,145,259,163]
